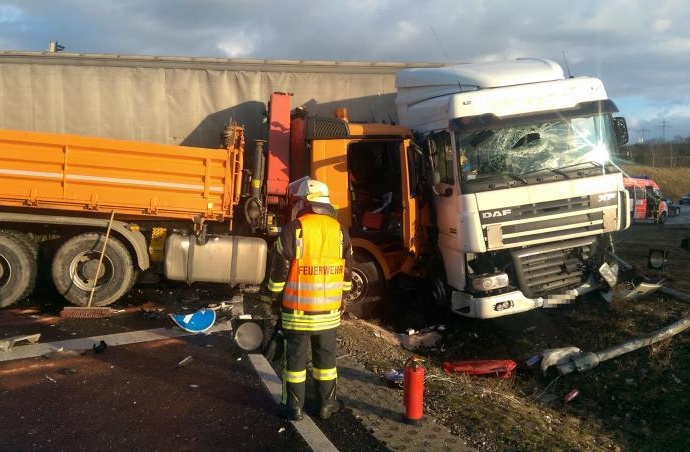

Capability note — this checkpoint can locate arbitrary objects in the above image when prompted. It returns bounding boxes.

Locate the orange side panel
[0,128,242,221]
[266,92,291,198]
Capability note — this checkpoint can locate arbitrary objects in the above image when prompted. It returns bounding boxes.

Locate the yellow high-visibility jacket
[267,210,353,332]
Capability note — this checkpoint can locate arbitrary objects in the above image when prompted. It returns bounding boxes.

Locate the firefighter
[265,176,353,421]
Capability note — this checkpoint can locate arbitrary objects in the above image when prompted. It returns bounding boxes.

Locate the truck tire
[52,233,135,307]
[345,251,386,319]
[0,233,37,307]
[657,211,667,224]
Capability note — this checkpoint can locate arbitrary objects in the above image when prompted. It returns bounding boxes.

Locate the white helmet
[288,176,331,205]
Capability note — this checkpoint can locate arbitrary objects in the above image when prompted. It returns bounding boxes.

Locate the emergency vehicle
[623,176,668,223]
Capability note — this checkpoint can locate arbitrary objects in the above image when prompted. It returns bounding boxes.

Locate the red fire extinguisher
[403,356,424,424]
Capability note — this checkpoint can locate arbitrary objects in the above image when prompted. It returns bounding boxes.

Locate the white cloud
[217,31,258,58]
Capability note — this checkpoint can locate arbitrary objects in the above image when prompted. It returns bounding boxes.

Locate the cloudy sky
[1,0,689,143]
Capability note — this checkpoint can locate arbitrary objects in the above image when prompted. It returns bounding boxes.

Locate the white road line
[248,353,339,452]
[0,321,232,362]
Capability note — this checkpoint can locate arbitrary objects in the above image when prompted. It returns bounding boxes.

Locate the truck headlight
[470,272,509,291]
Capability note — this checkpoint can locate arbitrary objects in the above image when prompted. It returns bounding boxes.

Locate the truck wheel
[52,233,135,306]
[0,233,37,307]
[345,251,385,318]
[657,211,667,224]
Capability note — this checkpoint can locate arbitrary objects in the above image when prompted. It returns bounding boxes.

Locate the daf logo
[482,209,512,219]
[598,193,616,202]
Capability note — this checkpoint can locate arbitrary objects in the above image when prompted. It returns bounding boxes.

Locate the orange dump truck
[0,122,271,307]
[0,93,423,317]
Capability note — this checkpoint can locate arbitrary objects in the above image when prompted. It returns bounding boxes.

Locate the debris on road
[0,333,41,352]
[169,308,217,333]
[175,355,194,368]
[42,348,86,359]
[93,340,108,354]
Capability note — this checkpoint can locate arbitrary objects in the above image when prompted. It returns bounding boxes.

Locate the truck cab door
[401,139,424,254]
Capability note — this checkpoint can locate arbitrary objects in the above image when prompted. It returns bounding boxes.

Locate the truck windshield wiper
[505,173,528,185]
[525,161,608,179]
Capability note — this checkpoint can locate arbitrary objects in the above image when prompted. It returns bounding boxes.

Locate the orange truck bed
[0,127,244,222]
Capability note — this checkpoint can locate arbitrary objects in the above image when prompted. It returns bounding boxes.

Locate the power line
[659,120,672,141]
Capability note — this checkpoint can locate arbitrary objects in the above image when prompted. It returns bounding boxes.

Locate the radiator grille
[511,236,597,298]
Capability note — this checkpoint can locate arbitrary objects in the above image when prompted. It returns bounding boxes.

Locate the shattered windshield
[455,110,618,189]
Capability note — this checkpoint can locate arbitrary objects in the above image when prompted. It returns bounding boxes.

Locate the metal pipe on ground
[548,285,690,376]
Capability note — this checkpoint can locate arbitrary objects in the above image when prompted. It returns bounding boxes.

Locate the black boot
[278,404,303,421]
[319,399,344,419]
[316,378,342,419]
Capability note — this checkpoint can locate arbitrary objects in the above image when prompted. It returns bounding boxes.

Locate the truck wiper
[505,173,528,185]
[521,167,570,180]
[481,173,529,190]
[547,167,570,178]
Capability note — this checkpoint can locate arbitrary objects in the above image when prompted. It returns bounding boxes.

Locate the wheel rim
[346,269,367,305]
[69,251,114,291]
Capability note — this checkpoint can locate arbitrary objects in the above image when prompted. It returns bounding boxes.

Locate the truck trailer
[0,54,631,319]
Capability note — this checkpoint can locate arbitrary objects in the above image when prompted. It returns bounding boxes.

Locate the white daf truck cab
[395,58,630,318]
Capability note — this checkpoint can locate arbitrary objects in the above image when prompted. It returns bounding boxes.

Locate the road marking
[249,353,338,452]
[0,321,232,362]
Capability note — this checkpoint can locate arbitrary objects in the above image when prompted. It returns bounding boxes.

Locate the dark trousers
[282,328,338,410]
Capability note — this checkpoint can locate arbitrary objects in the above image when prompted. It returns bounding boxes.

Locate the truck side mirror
[613,117,628,146]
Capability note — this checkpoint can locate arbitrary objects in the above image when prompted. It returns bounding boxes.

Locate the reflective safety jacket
[267,210,353,332]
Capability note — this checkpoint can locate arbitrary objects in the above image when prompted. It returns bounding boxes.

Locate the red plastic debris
[563,389,580,403]
[442,359,517,379]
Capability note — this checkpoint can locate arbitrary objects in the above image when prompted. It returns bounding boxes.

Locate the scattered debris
[142,307,167,320]
[0,333,41,352]
[443,359,517,379]
[539,347,582,375]
[93,340,108,354]
[169,308,216,333]
[383,369,404,388]
[351,319,402,347]
[42,348,86,359]
[544,315,690,377]
[44,375,57,383]
[563,389,580,403]
[526,354,541,368]
[176,355,194,368]
[400,330,441,351]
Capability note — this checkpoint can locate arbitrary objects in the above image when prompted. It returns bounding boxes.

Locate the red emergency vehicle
[623,176,668,223]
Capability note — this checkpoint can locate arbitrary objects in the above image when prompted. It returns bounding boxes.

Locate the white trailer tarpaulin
[0,52,441,148]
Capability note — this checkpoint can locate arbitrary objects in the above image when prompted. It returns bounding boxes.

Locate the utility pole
[657,120,673,167]
[659,120,671,142]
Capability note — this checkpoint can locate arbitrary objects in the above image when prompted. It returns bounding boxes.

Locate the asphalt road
[0,298,390,452]
[665,203,690,224]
